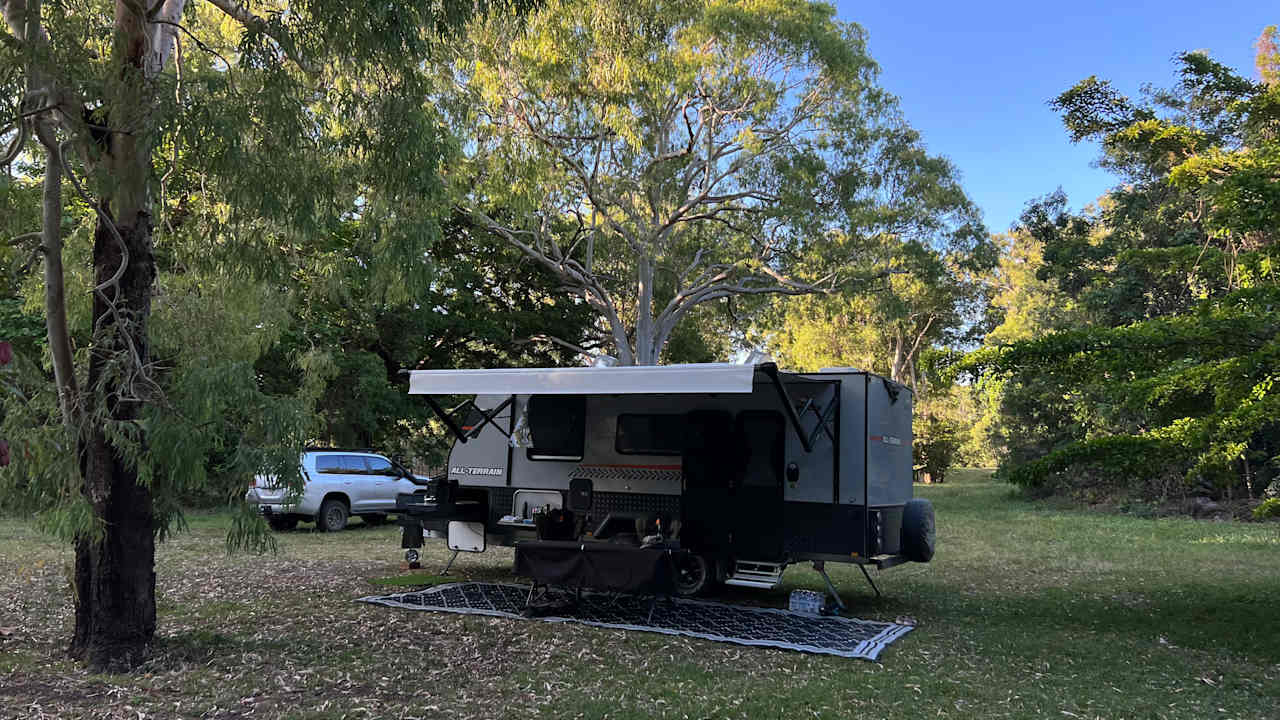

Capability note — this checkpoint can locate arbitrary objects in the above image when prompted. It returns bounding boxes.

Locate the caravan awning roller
[408,363,759,396]
[408,362,840,453]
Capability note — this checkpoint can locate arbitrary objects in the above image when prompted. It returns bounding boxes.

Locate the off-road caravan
[397,362,935,599]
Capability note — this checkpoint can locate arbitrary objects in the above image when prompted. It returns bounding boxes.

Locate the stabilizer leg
[858,563,882,599]
[441,549,460,576]
[812,561,848,612]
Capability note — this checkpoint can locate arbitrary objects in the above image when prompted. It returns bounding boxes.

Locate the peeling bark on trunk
[69,210,158,671]
[66,0,168,670]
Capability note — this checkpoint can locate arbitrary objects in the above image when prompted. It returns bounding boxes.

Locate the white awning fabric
[407,363,759,396]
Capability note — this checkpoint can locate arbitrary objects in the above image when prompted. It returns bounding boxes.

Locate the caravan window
[616,414,687,455]
[526,395,586,461]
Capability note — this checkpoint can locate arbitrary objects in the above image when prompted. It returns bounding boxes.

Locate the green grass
[368,572,457,587]
[1,469,1276,719]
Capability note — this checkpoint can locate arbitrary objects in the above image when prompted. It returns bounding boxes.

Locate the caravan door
[680,410,785,562]
[731,411,785,561]
[680,410,735,555]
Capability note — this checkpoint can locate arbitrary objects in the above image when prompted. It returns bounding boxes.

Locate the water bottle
[789,589,823,615]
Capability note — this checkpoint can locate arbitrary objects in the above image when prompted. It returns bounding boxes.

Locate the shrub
[914,414,962,483]
[1253,497,1280,520]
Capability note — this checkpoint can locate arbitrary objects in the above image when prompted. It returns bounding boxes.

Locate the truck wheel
[674,553,711,597]
[267,516,298,532]
[901,498,936,562]
[317,498,349,532]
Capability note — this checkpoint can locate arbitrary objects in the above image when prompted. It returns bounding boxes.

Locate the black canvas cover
[514,540,676,595]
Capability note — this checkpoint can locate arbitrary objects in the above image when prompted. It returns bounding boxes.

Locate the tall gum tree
[452,0,928,365]
[768,130,994,388]
[1,0,476,670]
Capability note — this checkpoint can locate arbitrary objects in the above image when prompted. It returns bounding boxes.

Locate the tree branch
[143,0,186,74]
[471,205,635,363]
[32,126,79,425]
[1,119,27,166]
[7,230,42,246]
[515,333,599,361]
[201,0,316,73]
[150,19,235,86]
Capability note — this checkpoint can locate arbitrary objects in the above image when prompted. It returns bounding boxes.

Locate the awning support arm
[761,364,814,453]
[795,396,816,420]
[806,391,840,448]
[464,396,514,439]
[421,393,516,445]
[424,395,470,444]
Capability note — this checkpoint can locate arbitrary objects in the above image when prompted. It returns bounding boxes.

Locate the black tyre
[316,498,349,532]
[363,513,388,526]
[267,516,298,532]
[673,553,712,597]
[901,498,936,562]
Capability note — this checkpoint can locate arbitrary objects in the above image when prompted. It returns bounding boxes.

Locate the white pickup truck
[245,449,430,531]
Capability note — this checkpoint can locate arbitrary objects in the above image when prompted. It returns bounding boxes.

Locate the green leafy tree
[255,211,596,466]
[965,225,1089,465]
[765,113,994,384]
[450,0,957,364]
[765,133,993,480]
[912,408,961,483]
[770,230,991,388]
[961,35,1280,502]
[0,0,477,669]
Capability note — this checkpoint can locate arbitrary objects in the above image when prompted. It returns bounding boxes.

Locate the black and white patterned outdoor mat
[358,582,913,661]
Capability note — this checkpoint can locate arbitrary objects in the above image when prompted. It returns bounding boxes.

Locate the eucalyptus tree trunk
[890,327,906,383]
[634,256,656,365]
[888,316,937,389]
[70,161,159,669]
[61,0,177,670]
[0,0,157,670]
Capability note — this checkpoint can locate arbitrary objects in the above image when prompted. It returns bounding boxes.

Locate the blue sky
[834,1,1275,234]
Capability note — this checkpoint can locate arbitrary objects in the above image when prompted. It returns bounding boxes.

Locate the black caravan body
[399,362,933,595]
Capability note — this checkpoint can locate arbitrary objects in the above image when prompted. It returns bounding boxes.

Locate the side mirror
[786,462,799,484]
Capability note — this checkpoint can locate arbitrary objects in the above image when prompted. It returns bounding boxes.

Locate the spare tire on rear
[901,498,936,562]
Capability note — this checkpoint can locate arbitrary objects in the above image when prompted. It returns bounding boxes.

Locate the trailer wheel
[901,498,936,562]
[673,553,712,596]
